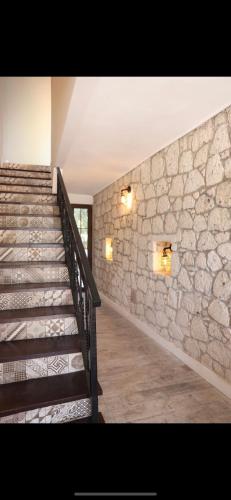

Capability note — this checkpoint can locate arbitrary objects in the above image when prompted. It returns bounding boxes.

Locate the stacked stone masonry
[93,105,231,384]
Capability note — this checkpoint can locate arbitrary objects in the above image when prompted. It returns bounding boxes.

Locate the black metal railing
[57,167,101,422]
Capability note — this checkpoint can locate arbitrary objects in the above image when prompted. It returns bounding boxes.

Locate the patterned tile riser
[0,185,52,194]
[0,163,51,173]
[0,289,73,310]
[0,169,51,180]
[0,317,78,342]
[0,353,84,384]
[0,399,91,423]
[0,247,65,262]
[0,193,57,204]
[0,215,61,229]
[0,177,52,187]
[0,266,69,285]
[0,204,59,216]
[0,230,63,244]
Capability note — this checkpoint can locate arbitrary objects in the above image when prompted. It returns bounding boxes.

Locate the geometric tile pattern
[0,193,57,204]
[0,169,52,180]
[0,204,59,216]
[0,185,52,194]
[0,265,69,284]
[0,317,78,342]
[0,398,91,423]
[0,163,92,423]
[0,163,51,173]
[0,215,61,229]
[0,247,65,262]
[0,352,83,384]
[0,230,63,245]
[0,177,52,187]
[0,288,73,310]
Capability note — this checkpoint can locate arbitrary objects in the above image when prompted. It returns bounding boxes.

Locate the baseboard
[99,290,231,400]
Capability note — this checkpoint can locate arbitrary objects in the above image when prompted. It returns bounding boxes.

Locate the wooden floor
[97,302,231,423]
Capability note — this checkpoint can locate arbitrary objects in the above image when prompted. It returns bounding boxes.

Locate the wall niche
[105,237,113,261]
[153,241,173,276]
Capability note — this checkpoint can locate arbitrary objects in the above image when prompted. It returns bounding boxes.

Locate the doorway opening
[72,204,92,268]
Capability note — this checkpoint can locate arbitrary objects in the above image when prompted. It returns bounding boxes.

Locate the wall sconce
[153,241,173,276]
[121,186,132,209]
[161,244,172,275]
[105,238,113,261]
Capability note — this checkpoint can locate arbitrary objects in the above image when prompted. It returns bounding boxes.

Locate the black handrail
[57,167,101,422]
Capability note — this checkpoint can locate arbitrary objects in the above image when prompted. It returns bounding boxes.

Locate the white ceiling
[60,77,231,195]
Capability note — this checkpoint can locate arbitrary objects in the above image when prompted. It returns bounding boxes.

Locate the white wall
[51,77,76,166]
[0,77,51,165]
[0,79,3,163]
[68,193,93,205]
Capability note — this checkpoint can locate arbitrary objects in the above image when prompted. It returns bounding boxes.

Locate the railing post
[56,167,101,423]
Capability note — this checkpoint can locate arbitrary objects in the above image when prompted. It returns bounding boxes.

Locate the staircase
[0,163,102,423]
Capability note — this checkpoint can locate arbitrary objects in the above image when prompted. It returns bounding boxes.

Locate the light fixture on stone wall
[121,186,132,209]
[105,238,113,261]
[161,244,172,275]
[153,241,173,276]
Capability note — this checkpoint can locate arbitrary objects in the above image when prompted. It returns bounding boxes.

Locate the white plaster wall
[0,79,3,163]
[68,193,93,205]
[0,77,51,165]
[51,77,76,166]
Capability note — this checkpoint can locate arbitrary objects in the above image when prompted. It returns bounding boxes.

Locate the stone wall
[93,105,231,384]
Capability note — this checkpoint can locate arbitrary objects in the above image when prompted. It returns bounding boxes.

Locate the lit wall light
[121,186,132,209]
[153,241,173,276]
[160,244,172,275]
[105,238,113,261]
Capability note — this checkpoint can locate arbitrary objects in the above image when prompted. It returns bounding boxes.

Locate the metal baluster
[57,169,101,423]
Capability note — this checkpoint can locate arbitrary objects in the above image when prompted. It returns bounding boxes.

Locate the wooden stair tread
[0,243,63,248]
[0,261,67,268]
[0,201,58,206]
[0,226,61,231]
[0,182,52,188]
[0,371,102,417]
[0,213,60,217]
[0,305,75,323]
[0,167,51,175]
[66,412,105,424]
[0,174,51,181]
[0,191,56,196]
[0,282,70,293]
[0,335,81,362]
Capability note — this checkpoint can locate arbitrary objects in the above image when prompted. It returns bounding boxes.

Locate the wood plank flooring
[97,302,231,423]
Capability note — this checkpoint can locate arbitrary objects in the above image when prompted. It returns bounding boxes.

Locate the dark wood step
[0,191,55,196]
[0,201,58,206]
[0,213,60,218]
[0,182,52,189]
[0,167,51,175]
[0,243,63,248]
[0,371,103,417]
[0,305,75,323]
[0,174,51,181]
[0,282,70,294]
[0,229,61,234]
[66,412,105,423]
[0,335,80,362]
[0,261,67,268]
[0,261,66,269]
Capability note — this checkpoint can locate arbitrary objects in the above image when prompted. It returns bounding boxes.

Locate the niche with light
[153,241,173,276]
[105,237,113,261]
[121,186,132,209]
